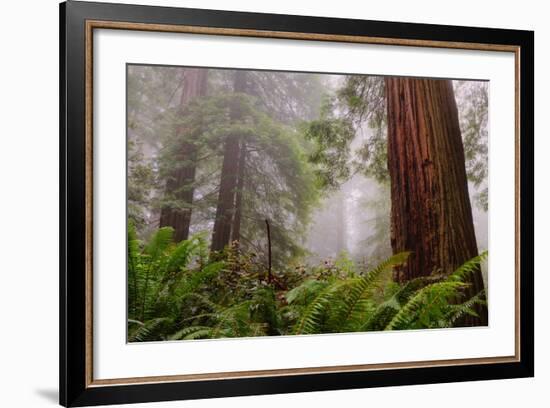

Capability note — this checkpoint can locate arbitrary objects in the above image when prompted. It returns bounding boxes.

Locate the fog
[128,66,488,272]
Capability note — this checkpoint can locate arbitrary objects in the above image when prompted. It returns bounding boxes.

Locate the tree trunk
[385,77,488,326]
[210,70,248,252]
[210,135,240,252]
[231,140,247,242]
[159,68,208,242]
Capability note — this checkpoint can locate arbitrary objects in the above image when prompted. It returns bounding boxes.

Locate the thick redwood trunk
[159,68,208,242]
[210,71,248,252]
[385,77,487,326]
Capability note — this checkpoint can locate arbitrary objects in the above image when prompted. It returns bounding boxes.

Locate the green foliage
[291,251,487,334]
[385,281,467,330]
[304,77,489,196]
[128,67,325,266]
[455,81,489,211]
[128,139,155,231]
[129,227,488,342]
[303,76,389,184]
[126,67,490,342]
[448,250,488,282]
[246,71,325,124]
[128,318,173,342]
[337,76,389,182]
[303,98,356,189]
[128,224,224,336]
[291,252,409,334]
[301,76,389,186]
[153,90,320,266]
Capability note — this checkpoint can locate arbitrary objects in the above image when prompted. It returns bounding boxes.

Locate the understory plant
[128,226,488,341]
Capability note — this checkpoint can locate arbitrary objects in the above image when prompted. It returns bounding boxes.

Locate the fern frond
[365,252,411,279]
[448,251,488,282]
[145,227,174,261]
[443,290,487,327]
[165,238,197,273]
[182,292,222,312]
[385,281,465,330]
[212,301,252,338]
[185,328,214,340]
[361,295,401,331]
[335,252,410,331]
[286,279,328,305]
[293,280,348,335]
[128,317,172,342]
[175,261,225,298]
[169,325,212,340]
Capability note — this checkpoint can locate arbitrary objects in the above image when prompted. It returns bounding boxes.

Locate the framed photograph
[60,1,534,406]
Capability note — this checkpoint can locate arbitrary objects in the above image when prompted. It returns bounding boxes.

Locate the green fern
[448,250,488,282]
[293,280,348,334]
[361,276,434,331]
[128,317,173,342]
[443,290,486,327]
[169,325,212,340]
[293,252,410,334]
[384,281,466,330]
[332,252,410,331]
[144,227,174,260]
[128,225,488,341]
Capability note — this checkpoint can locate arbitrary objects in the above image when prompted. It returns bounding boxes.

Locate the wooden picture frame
[60,1,534,406]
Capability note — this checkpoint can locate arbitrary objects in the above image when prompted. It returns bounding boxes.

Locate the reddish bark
[210,134,241,252]
[159,68,208,242]
[385,77,487,326]
[211,70,248,252]
[231,140,247,242]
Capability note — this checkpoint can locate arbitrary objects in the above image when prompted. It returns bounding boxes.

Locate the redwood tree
[210,70,248,252]
[231,139,247,242]
[385,77,487,325]
[159,68,208,242]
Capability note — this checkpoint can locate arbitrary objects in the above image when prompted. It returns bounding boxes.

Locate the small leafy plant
[128,226,487,342]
